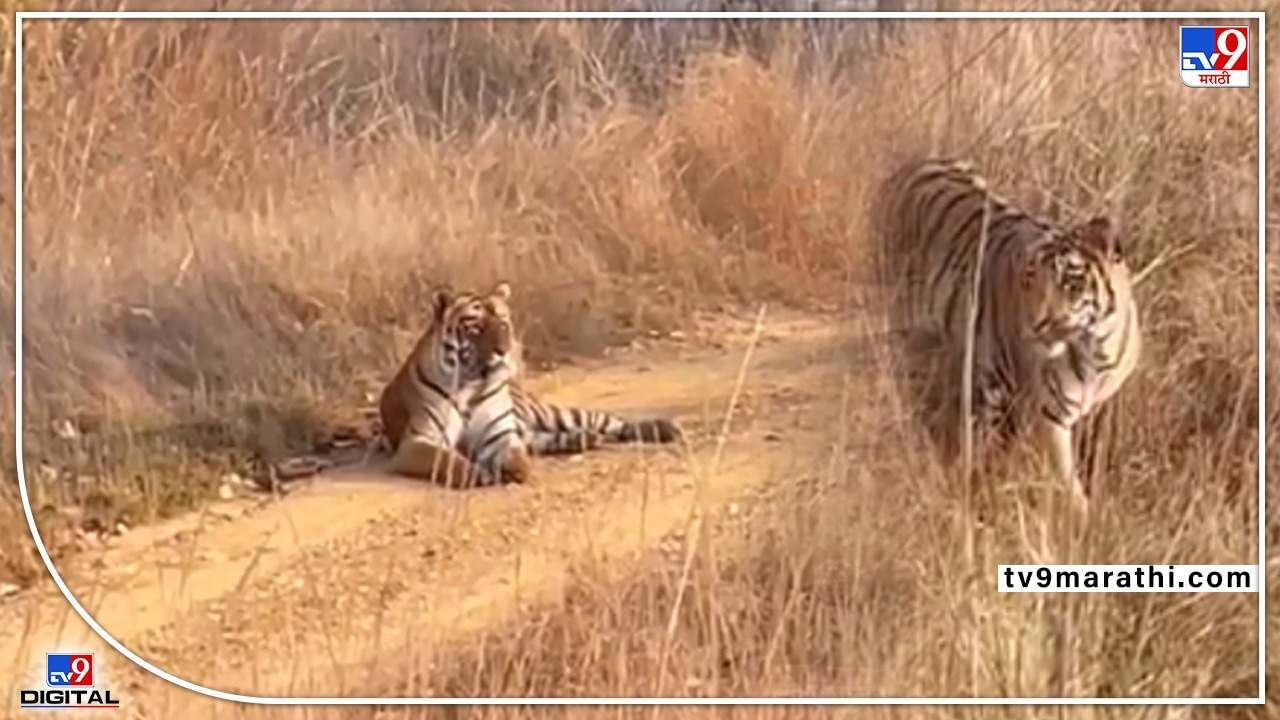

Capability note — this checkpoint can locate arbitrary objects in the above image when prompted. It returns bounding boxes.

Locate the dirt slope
[0,306,865,715]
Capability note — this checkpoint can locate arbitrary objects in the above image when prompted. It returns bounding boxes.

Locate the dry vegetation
[1,0,1276,711]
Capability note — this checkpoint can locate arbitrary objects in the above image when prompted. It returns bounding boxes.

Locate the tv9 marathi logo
[1180,26,1250,88]
[17,652,122,710]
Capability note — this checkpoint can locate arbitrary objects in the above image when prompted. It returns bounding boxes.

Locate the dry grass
[8,2,883,574]
[2,0,1275,712]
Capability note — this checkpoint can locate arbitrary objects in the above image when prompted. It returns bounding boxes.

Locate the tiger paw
[498,450,534,485]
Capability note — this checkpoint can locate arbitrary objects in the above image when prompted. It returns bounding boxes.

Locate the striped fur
[380,282,683,488]
[478,285,685,460]
[456,288,535,485]
[879,157,1142,506]
[379,284,514,487]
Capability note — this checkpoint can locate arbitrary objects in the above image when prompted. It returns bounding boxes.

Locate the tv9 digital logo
[1180,26,1250,88]
[16,652,121,710]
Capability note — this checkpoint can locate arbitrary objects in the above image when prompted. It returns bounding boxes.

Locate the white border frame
[12,9,1266,707]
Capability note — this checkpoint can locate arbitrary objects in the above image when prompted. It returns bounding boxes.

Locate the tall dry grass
[2,0,1275,710]
[8,4,889,580]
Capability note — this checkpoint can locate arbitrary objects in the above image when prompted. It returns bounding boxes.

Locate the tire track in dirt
[1,307,867,714]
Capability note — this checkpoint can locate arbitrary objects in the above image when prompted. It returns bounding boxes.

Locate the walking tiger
[877,157,1142,508]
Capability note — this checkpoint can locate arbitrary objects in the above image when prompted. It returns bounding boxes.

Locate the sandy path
[0,306,866,715]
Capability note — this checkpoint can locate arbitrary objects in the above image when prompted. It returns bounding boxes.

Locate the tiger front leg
[464,430,535,485]
[392,438,497,488]
[1030,415,1089,514]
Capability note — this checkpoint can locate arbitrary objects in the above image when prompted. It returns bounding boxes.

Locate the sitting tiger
[377,283,515,486]
[379,282,683,487]
[877,157,1142,508]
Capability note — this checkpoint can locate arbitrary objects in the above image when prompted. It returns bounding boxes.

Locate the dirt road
[0,306,868,715]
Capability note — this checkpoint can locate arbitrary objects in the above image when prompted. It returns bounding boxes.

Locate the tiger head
[428,281,522,379]
[1018,216,1126,359]
[474,281,523,378]
[430,286,491,377]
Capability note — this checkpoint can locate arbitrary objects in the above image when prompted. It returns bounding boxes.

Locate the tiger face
[418,281,519,383]
[431,289,490,376]
[1017,216,1123,360]
[474,281,520,376]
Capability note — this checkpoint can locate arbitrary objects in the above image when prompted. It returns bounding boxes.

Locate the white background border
[12,9,1267,706]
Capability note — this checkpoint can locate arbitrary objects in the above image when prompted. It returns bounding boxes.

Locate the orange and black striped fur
[481,285,684,456]
[379,282,683,487]
[379,283,519,486]
[878,158,1141,506]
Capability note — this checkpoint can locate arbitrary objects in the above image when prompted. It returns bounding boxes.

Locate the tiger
[876,157,1142,508]
[378,283,513,487]
[379,282,684,487]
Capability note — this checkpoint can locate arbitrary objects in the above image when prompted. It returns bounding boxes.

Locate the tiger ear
[491,281,512,301]
[1079,216,1122,261]
[431,287,454,320]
